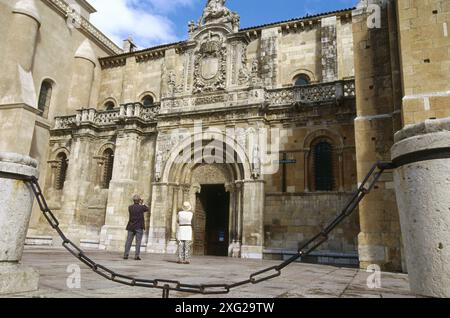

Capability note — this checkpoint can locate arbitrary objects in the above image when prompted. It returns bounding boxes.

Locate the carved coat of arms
[193,33,227,94]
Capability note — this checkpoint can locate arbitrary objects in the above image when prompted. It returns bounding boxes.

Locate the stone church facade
[1,0,449,272]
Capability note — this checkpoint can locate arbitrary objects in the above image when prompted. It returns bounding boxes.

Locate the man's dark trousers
[124,229,144,258]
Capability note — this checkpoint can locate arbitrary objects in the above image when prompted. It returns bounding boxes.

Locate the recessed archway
[148,131,264,259]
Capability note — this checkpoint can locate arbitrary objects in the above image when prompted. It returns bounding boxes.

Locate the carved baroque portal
[193,32,227,94]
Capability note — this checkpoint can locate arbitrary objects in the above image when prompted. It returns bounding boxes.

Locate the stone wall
[0,0,116,237]
[397,0,450,125]
[264,123,357,194]
[352,0,403,271]
[264,193,359,264]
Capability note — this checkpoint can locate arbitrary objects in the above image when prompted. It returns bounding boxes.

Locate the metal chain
[15,161,393,298]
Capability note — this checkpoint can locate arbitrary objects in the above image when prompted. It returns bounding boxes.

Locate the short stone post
[0,152,39,294]
[392,119,450,297]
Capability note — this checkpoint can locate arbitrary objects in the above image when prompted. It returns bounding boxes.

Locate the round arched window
[294,74,311,86]
[104,101,115,110]
[142,95,154,107]
[38,80,54,118]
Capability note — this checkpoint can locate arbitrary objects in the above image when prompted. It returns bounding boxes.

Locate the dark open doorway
[194,184,230,257]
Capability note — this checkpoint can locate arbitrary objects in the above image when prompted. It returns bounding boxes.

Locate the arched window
[104,101,115,110]
[102,149,114,189]
[55,153,68,190]
[313,142,334,191]
[294,74,311,86]
[142,95,154,107]
[38,80,53,117]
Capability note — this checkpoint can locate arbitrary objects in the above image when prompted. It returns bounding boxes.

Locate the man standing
[124,195,149,261]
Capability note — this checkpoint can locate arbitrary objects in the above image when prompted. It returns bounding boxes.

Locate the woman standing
[177,202,194,264]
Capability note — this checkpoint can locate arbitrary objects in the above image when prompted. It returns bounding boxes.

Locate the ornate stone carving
[54,116,77,129]
[193,32,227,94]
[252,145,261,179]
[188,20,196,34]
[235,128,247,151]
[201,0,240,30]
[167,71,176,95]
[94,111,119,125]
[238,48,250,85]
[154,150,163,182]
[250,58,262,86]
[265,80,355,106]
[195,94,227,105]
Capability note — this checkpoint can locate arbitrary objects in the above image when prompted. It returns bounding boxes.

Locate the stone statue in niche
[252,144,261,179]
[251,58,259,74]
[167,71,176,95]
[238,49,250,85]
[250,58,262,86]
[155,150,163,182]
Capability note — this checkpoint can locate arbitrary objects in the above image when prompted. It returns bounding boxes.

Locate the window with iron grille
[102,149,114,189]
[55,153,68,190]
[314,142,334,191]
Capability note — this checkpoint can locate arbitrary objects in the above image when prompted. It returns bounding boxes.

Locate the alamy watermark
[367,4,382,29]
[366,264,382,289]
[154,121,292,181]
[66,264,81,289]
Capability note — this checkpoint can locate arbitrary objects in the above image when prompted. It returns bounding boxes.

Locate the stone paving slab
[0,248,416,298]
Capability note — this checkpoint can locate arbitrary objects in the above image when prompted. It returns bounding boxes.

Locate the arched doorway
[190,164,233,256]
[147,132,265,259]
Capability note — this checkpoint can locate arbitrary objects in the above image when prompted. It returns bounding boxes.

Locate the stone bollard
[0,152,39,294]
[392,119,450,298]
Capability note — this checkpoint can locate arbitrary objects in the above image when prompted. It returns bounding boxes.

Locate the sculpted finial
[201,0,239,28]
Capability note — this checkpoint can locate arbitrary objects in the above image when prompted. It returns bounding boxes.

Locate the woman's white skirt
[177,225,193,241]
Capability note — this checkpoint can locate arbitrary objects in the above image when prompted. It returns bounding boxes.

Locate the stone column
[392,119,450,297]
[321,16,338,82]
[259,27,279,88]
[235,182,243,246]
[241,180,265,259]
[166,185,181,254]
[0,152,39,294]
[146,183,172,254]
[352,1,403,271]
[100,131,142,251]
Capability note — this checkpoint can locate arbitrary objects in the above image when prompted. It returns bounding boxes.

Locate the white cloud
[88,0,197,49]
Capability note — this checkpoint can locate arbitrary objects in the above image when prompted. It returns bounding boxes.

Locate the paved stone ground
[2,247,416,298]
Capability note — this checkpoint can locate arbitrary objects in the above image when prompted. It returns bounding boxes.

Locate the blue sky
[89,0,359,49]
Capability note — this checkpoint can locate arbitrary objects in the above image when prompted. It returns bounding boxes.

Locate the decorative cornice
[99,57,127,69]
[135,50,165,63]
[95,7,354,63]
[239,8,354,33]
[42,0,122,56]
